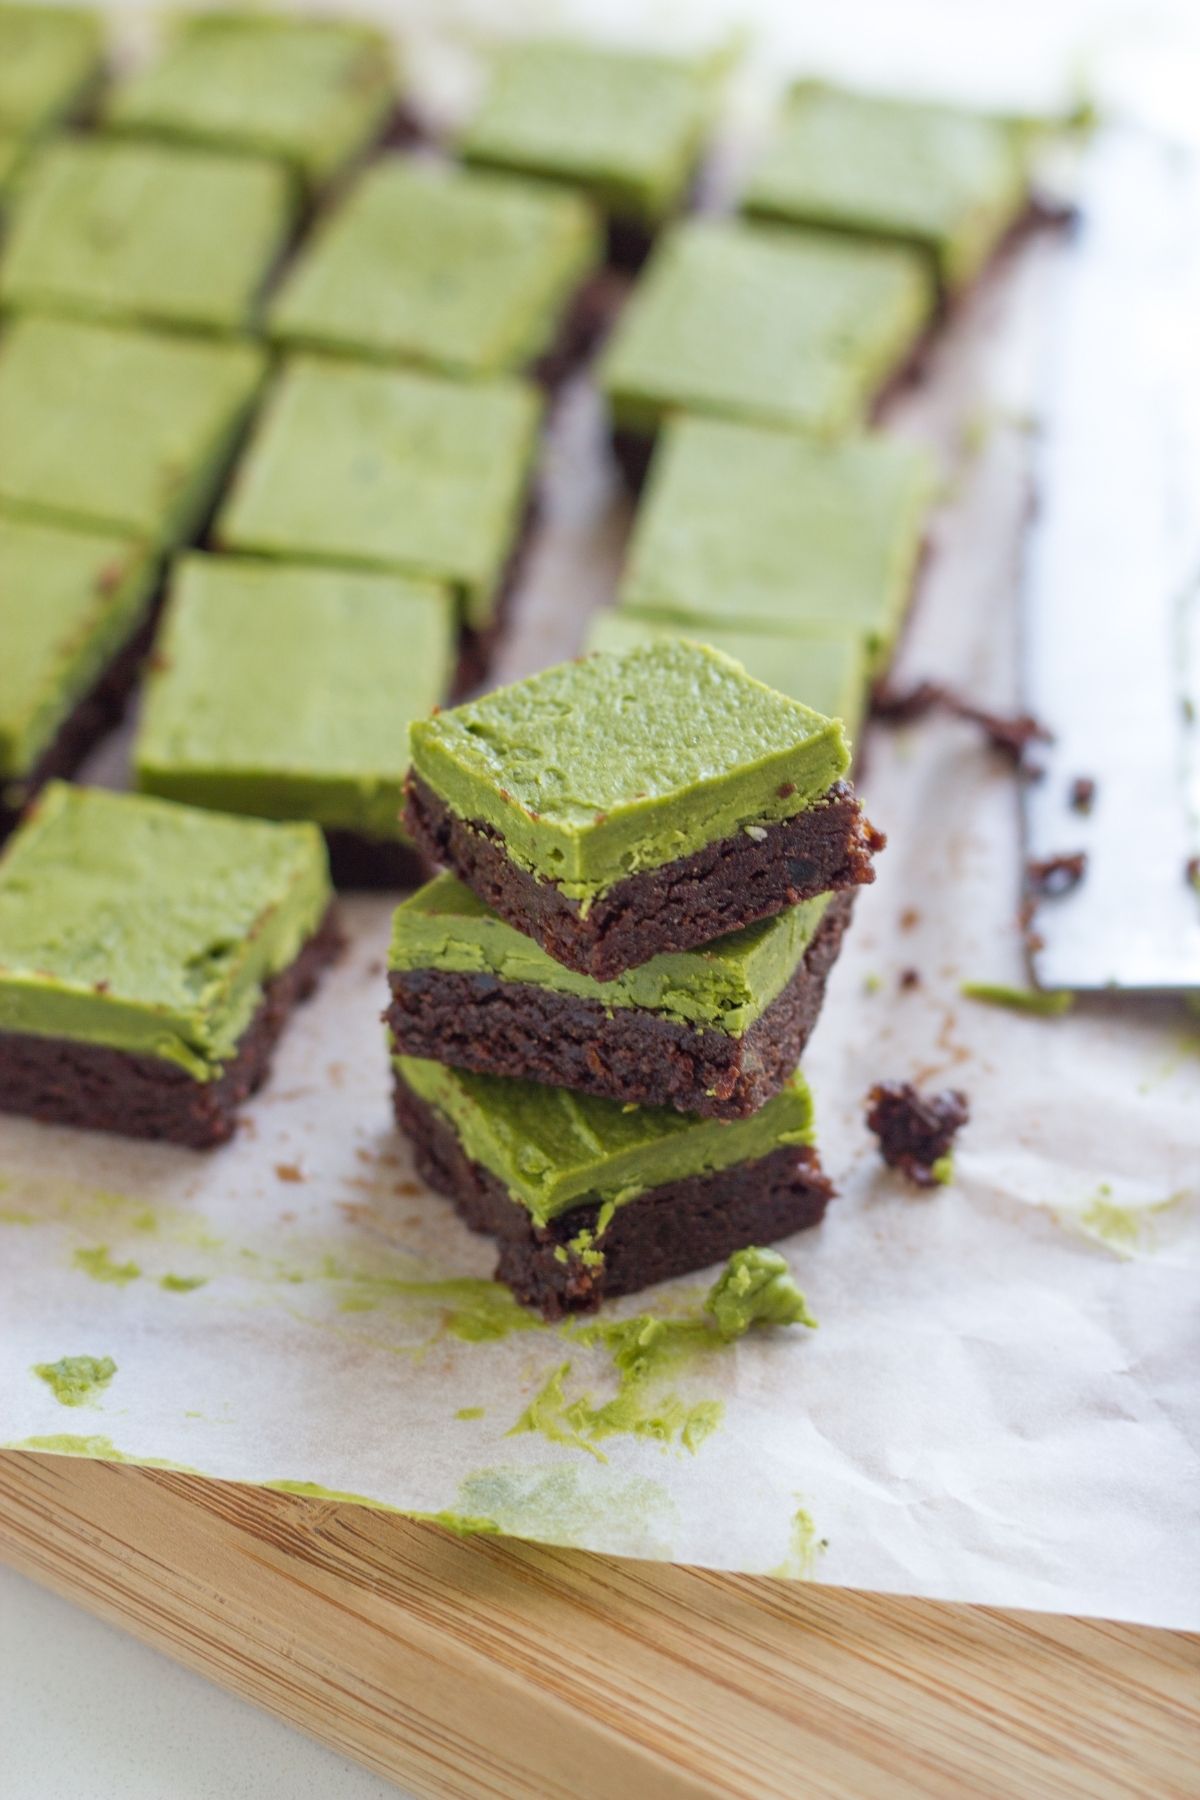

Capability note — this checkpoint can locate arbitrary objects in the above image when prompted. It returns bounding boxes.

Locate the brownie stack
[386,638,883,1317]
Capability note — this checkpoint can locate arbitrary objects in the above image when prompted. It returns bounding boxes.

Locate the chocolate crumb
[898,907,921,932]
[777,782,796,799]
[1027,851,1088,897]
[393,1179,421,1197]
[1187,856,1200,889]
[1069,776,1097,814]
[872,679,1052,764]
[274,1162,304,1184]
[898,968,921,990]
[866,1081,970,1188]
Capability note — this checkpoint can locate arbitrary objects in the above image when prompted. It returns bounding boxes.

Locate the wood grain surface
[0,1453,1195,1799]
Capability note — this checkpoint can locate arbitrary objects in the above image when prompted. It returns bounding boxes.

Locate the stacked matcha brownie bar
[389,639,883,1315]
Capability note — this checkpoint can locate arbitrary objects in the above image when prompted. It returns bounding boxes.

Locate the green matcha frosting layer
[1,138,296,334]
[105,13,395,191]
[0,783,332,1078]
[0,4,102,136]
[390,873,830,1037]
[395,1053,815,1226]
[0,513,157,784]
[616,415,934,671]
[0,315,266,545]
[136,554,454,841]
[0,136,24,201]
[744,83,1030,292]
[587,612,867,738]
[270,159,599,377]
[216,354,540,629]
[408,639,850,905]
[599,217,933,440]
[460,38,721,224]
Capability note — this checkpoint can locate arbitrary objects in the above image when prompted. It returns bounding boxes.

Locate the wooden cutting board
[0,1452,1195,1799]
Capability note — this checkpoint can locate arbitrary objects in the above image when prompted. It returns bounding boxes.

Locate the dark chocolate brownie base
[453,492,541,699]
[404,771,882,981]
[0,905,343,1149]
[392,1072,835,1317]
[529,269,626,390]
[386,891,853,1117]
[0,609,157,840]
[323,829,429,891]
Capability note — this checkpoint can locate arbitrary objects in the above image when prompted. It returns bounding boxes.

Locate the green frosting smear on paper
[770,1504,829,1580]
[510,1248,817,1459]
[960,981,1075,1016]
[32,1354,116,1407]
[72,1246,141,1286]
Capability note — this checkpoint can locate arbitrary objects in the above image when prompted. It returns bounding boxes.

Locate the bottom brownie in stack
[392,1055,833,1318]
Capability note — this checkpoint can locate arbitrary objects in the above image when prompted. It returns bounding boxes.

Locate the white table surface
[0,1566,412,1800]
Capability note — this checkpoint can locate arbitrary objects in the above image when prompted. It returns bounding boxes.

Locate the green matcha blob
[705,1247,818,1338]
[33,1353,116,1406]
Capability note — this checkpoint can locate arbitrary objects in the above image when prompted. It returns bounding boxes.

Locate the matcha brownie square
[0,783,339,1147]
[0,514,158,836]
[459,37,723,267]
[586,612,869,741]
[405,639,883,980]
[743,83,1032,296]
[105,12,397,194]
[0,4,103,137]
[0,138,296,334]
[613,416,934,675]
[392,1056,833,1316]
[216,355,541,641]
[598,217,933,485]
[0,315,265,544]
[135,553,455,887]
[270,158,602,382]
[387,873,851,1118]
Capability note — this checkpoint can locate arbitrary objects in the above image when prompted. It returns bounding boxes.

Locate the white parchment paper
[1,2,1197,1632]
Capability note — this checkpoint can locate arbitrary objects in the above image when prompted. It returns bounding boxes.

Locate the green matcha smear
[960,980,1074,1016]
[32,1354,116,1407]
[510,1248,816,1459]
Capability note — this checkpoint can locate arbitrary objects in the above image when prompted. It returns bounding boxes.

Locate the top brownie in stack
[404,639,883,980]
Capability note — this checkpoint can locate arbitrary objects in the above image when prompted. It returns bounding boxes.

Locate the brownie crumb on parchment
[865,1081,970,1188]
[872,679,1052,765]
[1027,850,1088,897]
[1068,775,1097,814]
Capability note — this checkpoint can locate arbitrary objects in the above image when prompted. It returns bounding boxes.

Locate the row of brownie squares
[0,10,1046,851]
[0,641,880,1318]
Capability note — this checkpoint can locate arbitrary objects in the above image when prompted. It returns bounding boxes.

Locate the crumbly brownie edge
[452,491,541,698]
[0,904,343,1149]
[404,770,881,981]
[323,829,430,891]
[391,1072,835,1317]
[528,269,626,390]
[0,608,157,841]
[385,890,853,1117]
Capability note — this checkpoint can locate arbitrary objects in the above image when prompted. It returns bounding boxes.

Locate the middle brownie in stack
[390,638,882,1315]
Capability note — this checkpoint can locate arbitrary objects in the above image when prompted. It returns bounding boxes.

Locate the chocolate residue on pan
[865,1081,970,1188]
[872,679,1052,764]
[1027,851,1088,897]
[1069,775,1097,814]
